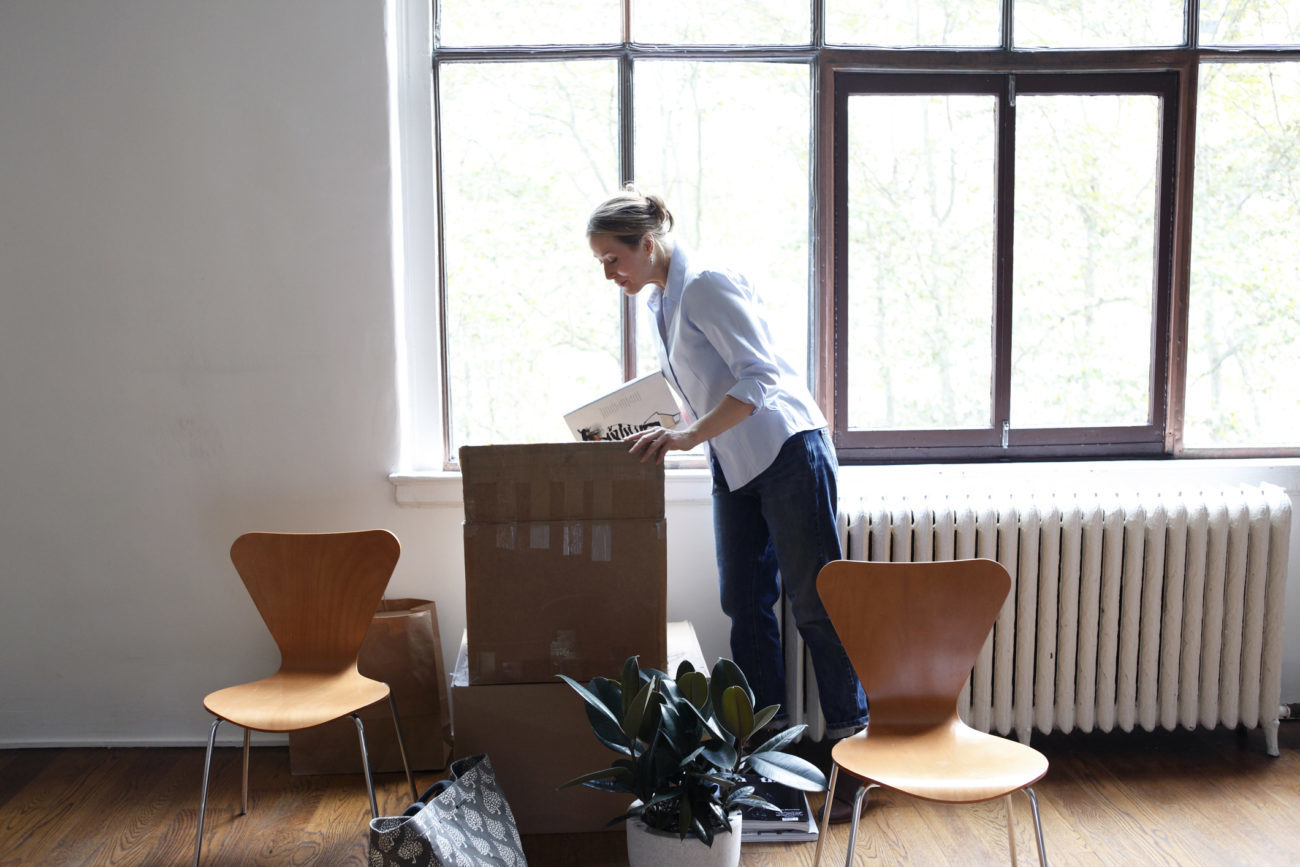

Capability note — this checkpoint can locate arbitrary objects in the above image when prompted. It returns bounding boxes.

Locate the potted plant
[559,656,827,866]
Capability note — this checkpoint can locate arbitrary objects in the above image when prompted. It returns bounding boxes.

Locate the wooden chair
[194,530,419,866]
[812,558,1049,867]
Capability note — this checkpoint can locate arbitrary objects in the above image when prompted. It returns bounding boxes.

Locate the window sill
[392,456,1300,509]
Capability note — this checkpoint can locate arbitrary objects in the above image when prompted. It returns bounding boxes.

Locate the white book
[563,372,685,442]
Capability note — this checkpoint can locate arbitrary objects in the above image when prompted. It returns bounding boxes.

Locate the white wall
[0,1,1295,748]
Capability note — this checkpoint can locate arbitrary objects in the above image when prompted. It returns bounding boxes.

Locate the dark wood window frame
[829,68,1180,463]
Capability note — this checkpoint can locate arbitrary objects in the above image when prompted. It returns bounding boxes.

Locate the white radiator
[784,484,1293,755]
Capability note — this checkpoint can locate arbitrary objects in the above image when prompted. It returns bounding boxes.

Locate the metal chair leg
[240,727,251,815]
[352,713,380,818]
[811,764,879,867]
[194,718,222,867]
[812,764,838,866]
[387,691,418,801]
[842,784,877,867]
[1024,786,1048,867]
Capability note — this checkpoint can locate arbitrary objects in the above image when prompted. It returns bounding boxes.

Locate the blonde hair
[586,184,675,246]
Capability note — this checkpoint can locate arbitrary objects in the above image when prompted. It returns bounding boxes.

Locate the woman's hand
[624,395,755,464]
[625,425,700,464]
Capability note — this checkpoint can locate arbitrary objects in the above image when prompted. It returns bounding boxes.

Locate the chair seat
[832,719,1048,803]
[203,669,390,733]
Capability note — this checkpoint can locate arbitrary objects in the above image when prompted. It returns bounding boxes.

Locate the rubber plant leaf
[622,675,658,744]
[709,658,754,710]
[620,656,642,720]
[557,674,622,732]
[558,765,633,790]
[751,703,779,733]
[677,669,710,710]
[717,683,755,743]
[750,722,806,756]
[745,749,828,791]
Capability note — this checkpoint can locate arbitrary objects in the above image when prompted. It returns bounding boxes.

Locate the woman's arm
[625,394,754,464]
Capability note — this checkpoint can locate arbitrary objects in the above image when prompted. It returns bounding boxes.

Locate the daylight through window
[429,0,1300,465]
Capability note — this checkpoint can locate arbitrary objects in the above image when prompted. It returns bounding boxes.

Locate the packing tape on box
[591,523,611,562]
[563,522,583,556]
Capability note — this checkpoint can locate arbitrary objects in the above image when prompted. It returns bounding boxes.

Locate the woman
[587,186,869,749]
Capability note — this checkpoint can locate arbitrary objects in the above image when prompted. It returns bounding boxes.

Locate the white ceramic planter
[625,809,742,867]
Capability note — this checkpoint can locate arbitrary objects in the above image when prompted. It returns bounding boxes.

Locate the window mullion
[993,75,1016,445]
[619,49,637,381]
[1167,63,1197,453]
[432,60,453,466]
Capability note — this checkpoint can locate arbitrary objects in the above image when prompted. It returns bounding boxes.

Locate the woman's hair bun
[588,184,674,240]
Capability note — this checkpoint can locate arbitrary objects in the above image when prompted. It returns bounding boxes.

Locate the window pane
[827,0,1001,47]
[1014,0,1184,47]
[438,0,618,47]
[1186,62,1300,448]
[634,61,812,383]
[1200,0,1300,45]
[1012,93,1160,429]
[845,93,997,431]
[633,0,809,44]
[440,62,620,450]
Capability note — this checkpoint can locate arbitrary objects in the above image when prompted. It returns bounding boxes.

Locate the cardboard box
[463,518,667,684]
[459,442,663,523]
[451,622,706,835]
[289,599,453,775]
[563,372,685,442]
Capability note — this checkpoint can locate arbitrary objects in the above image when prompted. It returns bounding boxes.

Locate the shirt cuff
[727,380,765,413]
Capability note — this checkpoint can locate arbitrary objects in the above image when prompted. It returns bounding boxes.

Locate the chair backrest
[229,530,400,672]
[817,558,1010,726]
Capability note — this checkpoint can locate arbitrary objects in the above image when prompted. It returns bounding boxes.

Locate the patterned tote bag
[369,754,527,867]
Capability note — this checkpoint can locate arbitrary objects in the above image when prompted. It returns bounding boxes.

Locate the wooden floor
[2,724,1298,866]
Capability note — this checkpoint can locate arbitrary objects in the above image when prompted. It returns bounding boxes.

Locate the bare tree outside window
[440,61,619,448]
[1012,93,1160,429]
[635,60,811,383]
[845,93,996,431]
[1186,61,1300,447]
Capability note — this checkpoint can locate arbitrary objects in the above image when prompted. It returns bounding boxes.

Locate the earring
[649,252,655,266]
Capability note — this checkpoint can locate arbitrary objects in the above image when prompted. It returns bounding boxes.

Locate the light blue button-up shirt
[646,241,827,490]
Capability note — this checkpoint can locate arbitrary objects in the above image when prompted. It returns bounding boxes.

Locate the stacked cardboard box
[460,442,667,683]
[451,622,706,836]
[455,442,671,833]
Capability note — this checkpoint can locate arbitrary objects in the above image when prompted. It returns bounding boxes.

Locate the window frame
[829,68,1181,462]
[429,1,1300,469]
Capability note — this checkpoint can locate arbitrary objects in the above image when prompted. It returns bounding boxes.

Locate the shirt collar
[665,239,689,299]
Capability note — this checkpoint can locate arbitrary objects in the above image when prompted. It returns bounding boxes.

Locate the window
[1185,60,1300,449]
[834,72,1178,460]
[426,1,1300,467]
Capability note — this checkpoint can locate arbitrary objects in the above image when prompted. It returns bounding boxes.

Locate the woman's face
[589,233,654,296]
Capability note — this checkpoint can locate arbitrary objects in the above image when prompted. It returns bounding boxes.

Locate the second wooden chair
[194,530,419,866]
[812,558,1049,866]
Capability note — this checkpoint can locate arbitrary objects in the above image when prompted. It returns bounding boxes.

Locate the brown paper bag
[290,598,452,775]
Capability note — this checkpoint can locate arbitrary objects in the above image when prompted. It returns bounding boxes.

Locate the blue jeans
[712,428,868,739]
